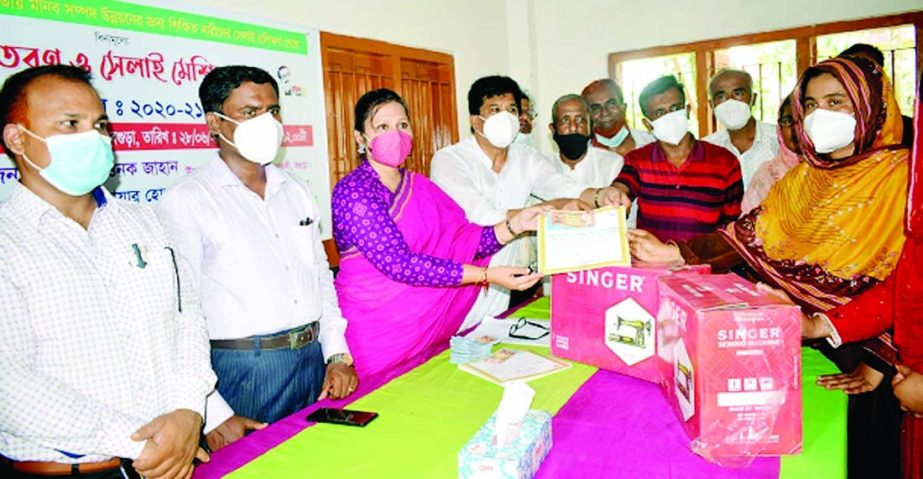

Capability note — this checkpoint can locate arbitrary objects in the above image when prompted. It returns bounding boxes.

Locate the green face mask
[19,127,115,196]
[595,126,630,148]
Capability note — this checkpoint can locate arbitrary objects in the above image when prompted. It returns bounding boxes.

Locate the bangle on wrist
[478,267,489,293]
[505,218,518,237]
[593,188,603,208]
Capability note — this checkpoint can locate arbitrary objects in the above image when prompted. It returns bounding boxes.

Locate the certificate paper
[537,206,630,274]
[459,349,571,385]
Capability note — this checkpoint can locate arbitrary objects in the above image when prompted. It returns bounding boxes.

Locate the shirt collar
[651,136,704,163]
[466,136,499,171]
[10,183,114,232]
[207,155,288,197]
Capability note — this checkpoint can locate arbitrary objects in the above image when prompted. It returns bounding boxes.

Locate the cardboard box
[458,410,552,479]
[550,264,709,383]
[657,273,803,461]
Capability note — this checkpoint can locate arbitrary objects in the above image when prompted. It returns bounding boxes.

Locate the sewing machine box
[657,273,802,460]
[458,410,552,479]
[550,263,710,383]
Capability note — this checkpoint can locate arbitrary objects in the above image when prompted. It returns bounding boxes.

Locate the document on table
[537,206,630,274]
[459,348,571,385]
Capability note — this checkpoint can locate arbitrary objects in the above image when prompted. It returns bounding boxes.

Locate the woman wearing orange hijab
[803,74,923,479]
[629,55,911,477]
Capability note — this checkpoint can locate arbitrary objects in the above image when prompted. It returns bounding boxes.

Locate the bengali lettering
[113,190,140,202]
[0,167,20,185]
[170,55,214,86]
[145,188,164,202]
[99,50,166,82]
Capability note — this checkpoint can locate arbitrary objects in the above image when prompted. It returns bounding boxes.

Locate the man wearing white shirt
[157,66,358,452]
[431,75,624,329]
[582,79,655,157]
[0,65,214,478]
[702,69,779,189]
[548,94,624,188]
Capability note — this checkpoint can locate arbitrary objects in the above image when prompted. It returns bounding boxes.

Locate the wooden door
[320,32,459,266]
[320,32,458,183]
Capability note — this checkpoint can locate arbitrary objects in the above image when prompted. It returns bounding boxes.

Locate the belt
[210,322,319,351]
[1,457,123,476]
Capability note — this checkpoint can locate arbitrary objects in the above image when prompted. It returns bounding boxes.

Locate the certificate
[536,206,630,274]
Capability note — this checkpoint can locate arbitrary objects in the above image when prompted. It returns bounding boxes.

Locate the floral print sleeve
[332,172,464,287]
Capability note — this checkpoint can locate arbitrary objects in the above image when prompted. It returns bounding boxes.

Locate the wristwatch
[326,353,354,367]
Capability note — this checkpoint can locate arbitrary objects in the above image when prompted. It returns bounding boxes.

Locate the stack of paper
[450,335,500,364]
[459,349,571,385]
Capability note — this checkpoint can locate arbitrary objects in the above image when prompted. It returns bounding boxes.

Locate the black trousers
[816,342,903,479]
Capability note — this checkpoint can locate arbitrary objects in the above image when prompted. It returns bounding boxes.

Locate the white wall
[179,0,919,155]
[179,0,511,139]
[529,0,922,154]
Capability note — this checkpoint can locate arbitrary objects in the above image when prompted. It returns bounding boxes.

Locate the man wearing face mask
[431,75,625,327]
[0,65,215,478]
[547,94,624,189]
[582,79,655,157]
[611,75,743,242]
[156,66,358,452]
[702,69,779,189]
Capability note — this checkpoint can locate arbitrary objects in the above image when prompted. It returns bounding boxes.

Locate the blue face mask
[19,127,115,196]
[595,126,630,149]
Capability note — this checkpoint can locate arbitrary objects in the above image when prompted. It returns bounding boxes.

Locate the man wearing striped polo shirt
[611,75,743,242]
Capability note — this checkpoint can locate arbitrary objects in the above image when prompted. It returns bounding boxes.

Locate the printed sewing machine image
[607,315,652,348]
[604,298,657,366]
[676,362,693,401]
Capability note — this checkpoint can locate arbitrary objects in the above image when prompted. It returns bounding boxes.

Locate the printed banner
[0,0,334,237]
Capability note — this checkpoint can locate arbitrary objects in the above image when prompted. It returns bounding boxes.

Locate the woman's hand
[816,362,885,395]
[754,283,831,339]
[510,205,553,233]
[893,365,923,417]
[487,266,542,291]
[627,229,683,265]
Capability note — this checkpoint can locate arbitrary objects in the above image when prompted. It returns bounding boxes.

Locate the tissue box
[550,263,709,383]
[458,410,552,479]
[657,273,802,460]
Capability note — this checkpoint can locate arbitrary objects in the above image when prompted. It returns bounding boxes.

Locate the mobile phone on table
[306,407,378,427]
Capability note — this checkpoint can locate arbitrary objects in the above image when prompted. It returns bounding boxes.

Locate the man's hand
[595,186,631,209]
[318,362,359,401]
[893,365,923,417]
[627,229,683,265]
[509,204,553,233]
[816,362,885,395]
[132,409,207,479]
[205,415,267,452]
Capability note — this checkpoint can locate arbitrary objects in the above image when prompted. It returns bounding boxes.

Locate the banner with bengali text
[0,0,334,237]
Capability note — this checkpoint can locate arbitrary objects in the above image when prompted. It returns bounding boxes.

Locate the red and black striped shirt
[616,139,743,242]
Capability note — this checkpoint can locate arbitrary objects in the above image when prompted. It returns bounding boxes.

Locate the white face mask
[804,109,856,154]
[713,99,752,131]
[650,110,689,146]
[478,111,520,148]
[214,111,284,165]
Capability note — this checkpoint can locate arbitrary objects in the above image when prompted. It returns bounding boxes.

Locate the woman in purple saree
[332,89,546,380]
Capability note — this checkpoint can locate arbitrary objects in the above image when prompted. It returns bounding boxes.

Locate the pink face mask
[367,130,413,168]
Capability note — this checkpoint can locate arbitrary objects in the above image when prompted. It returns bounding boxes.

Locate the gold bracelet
[505,218,518,237]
